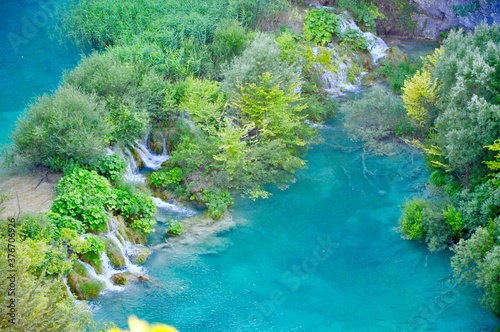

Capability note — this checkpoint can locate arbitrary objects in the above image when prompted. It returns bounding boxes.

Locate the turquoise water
[1,2,498,330]
[92,120,499,331]
[0,0,81,146]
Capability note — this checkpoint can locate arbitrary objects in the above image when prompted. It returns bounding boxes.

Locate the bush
[399,199,426,240]
[202,187,234,219]
[443,205,464,238]
[79,281,105,299]
[149,167,183,190]
[9,86,111,171]
[336,0,385,32]
[341,86,410,155]
[429,170,446,187]
[303,9,341,46]
[167,220,183,236]
[90,155,126,182]
[210,19,248,68]
[339,28,369,51]
[51,169,113,233]
[112,184,156,234]
[73,234,105,268]
[221,33,299,95]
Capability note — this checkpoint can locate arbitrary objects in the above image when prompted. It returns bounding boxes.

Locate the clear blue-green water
[0,0,81,146]
[1,2,498,331]
[92,122,499,331]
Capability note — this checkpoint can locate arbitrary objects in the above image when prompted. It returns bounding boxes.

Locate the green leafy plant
[443,205,464,238]
[339,28,368,51]
[202,187,234,219]
[399,199,426,240]
[304,9,341,46]
[112,184,156,234]
[51,169,113,233]
[91,154,126,182]
[167,220,183,236]
[149,167,183,190]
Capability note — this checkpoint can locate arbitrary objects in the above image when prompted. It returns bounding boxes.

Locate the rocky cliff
[411,0,500,39]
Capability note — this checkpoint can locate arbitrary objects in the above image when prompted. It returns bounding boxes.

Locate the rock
[67,261,105,300]
[111,272,138,285]
[411,0,500,39]
[138,274,150,282]
[130,245,151,264]
[105,238,126,269]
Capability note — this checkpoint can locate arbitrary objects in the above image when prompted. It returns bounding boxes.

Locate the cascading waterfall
[152,197,197,217]
[339,15,389,64]
[123,132,169,183]
[78,218,147,292]
[315,13,389,97]
[105,219,145,275]
[79,260,124,292]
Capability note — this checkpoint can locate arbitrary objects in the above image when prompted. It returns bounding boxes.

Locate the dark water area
[0,0,81,146]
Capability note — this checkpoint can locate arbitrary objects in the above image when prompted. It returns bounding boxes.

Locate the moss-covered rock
[111,272,138,285]
[105,238,126,269]
[67,261,104,300]
[130,245,151,265]
[115,215,148,244]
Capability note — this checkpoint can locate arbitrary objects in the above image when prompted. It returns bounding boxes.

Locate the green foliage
[8,86,111,171]
[51,169,113,233]
[202,187,234,219]
[73,235,105,268]
[90,155,126,182]
[453,1,480,17]
[434,25,500,181]
[222,33,299,95]
[167,220,183,236]
[210,20,248,68]
[378,47,419,93]
[79,281,105,299]
[112,184,156,234]
[429,169,446,187]
[336,0,385,32]
[399,199,426,240]
[338,28,369,51]
[443,205,464,238]
[0,219,101,331]
[303,9,340,46]
[341,86,411,155]
[18,214,55,242]
[149,167,183,190]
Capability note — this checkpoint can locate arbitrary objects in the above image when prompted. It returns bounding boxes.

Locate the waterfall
[79,260,124,293]
[123,132,169,183]
[152,197,197,217]
[124,148,146,184]
[339,15,388,64]
[105,219,145,275]
[134,137,168,171]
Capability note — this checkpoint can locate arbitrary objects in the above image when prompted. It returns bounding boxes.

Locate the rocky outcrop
[411,0,500,39]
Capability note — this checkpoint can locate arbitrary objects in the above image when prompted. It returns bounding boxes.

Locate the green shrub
[149,167,183,190]
[167,220,183,236]
[339,28,369,51]
[221,33,299,95]
[9,86,111,171]
[18,214,55,242]
[341,86,410,155]
[73,234,105,270]
[51,169,113,233]
[429,170,446,187]
[112,184,156,234]
[303,9,341,46]
[202,187,234,219]
[443,205,464,238]
[399,199,426,240]
[336,0,385,32]
[91,155,126,182]
[210,19,248,68]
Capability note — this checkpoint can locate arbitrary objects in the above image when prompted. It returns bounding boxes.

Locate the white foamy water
[152,197,197,217]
